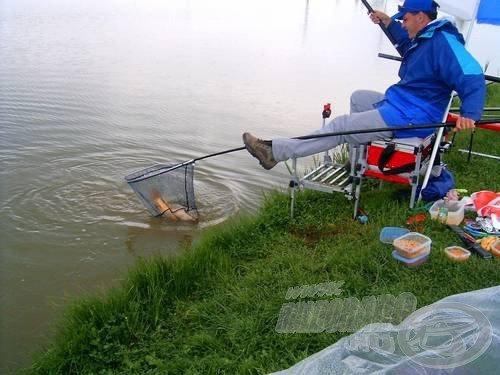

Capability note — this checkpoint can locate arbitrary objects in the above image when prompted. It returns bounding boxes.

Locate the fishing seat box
[363,135,435,185]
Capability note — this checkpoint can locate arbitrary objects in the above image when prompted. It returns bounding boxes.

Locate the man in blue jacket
[243,0,486,170]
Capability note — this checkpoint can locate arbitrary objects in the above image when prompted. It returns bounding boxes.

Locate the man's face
[402,12,423,39]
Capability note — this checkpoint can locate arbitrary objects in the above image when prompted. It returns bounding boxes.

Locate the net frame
[125,161,198,218]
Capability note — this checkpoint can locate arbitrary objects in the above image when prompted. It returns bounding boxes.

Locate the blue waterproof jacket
[377,19,486,138]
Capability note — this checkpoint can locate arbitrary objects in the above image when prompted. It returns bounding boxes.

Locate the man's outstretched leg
[243,108,391,170]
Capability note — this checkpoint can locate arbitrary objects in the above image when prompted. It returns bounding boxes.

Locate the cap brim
[392,10,406,20]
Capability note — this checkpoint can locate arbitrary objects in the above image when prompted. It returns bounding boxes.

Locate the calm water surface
[1,0,498,371]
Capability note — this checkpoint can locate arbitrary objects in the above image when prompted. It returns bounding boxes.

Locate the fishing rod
[360,0,403,56]
[151,118,500,175]
[292,118,500,140]
[378,53,500,83]
[198,118,500,157]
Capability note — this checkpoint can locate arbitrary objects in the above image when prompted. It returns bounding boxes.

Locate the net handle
[194,146,245,162]
[161,147,247,173]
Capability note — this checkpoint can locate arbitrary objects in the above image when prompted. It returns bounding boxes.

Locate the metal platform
[289,152,358,218]
[300,163,352,194]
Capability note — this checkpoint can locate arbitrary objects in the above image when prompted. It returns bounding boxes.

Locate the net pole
[158,119,500,171]
[193,146,246,162]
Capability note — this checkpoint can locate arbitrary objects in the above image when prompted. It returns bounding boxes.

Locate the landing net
[125,162,198,222]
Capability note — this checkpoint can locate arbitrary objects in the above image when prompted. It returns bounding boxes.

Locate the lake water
[1,0,498,371]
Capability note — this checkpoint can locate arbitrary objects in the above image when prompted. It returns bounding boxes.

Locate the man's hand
[454,116,476,132]
[369,10,392,27]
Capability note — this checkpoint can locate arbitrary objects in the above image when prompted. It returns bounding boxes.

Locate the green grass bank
[28,86,500,374]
